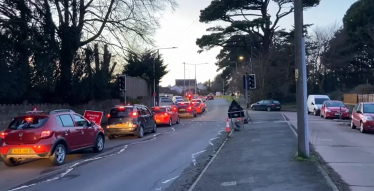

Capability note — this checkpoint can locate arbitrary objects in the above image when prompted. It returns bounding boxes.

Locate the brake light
[107,114,110,118]
[173,107,177,111]
[187,106,192,110]
[118,107,125,110]
[25,117,33,122]
[181,103,184,105]
[0,132,6,139]
[40,130,52,138]
[131,111,137,117]
[163,113,168,116]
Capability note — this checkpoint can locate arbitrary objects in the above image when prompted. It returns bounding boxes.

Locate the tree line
[200,0,374,103]
[0,0,175,105]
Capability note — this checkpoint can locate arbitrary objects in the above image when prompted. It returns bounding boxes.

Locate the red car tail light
[163,113,168,116]
[0,132,6,139]
[118,107,125,110]
[172,107,177,111]
[40,130,52,138]
[187,106,192,110]
[131,111,138,117]
[107,114,110,118]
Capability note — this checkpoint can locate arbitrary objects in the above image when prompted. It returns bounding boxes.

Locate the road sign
[83,110,104,125]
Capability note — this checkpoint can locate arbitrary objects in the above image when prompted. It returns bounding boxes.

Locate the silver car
[159,97,174,106]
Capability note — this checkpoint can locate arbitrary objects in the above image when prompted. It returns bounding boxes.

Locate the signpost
[84,110,104,125]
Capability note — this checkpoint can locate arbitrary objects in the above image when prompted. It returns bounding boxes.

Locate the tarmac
[189,112,335,191]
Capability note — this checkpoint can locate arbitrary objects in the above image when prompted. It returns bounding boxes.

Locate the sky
[154,0,357,87]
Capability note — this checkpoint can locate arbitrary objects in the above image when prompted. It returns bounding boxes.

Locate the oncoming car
[0,109,105,167]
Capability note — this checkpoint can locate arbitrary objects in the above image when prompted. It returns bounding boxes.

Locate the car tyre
[176,116,180,124]
[137,126,144,138]
[267,107,271,112]
[350,120,356,129]
[2,157,21,167]
[93,134,104,153]
[151,123,157,133]
[252,106,255,111]
[108,135,116,140]
[168,119,172,127]
[360,122,366,133]
[49,144,66,166]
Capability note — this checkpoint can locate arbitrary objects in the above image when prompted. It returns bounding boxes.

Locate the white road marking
[191,150,206,166]
[210,137,219,141]
[209,141,214,146]
[162,175,179,184]
[221,181,237,186]
[251,139,260,142]
[155,187,162,190]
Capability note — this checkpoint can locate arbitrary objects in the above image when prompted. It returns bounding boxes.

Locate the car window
[272,100,280,104]
[264,100,271,104]
[152,107,167,113]
[315,98,329,104]
[144,107,152,115]
[58,114,75,127]
[72,114,89,127]
[110,107,133,118]
[258,100,264,104]
[8,116,49,130]
[363,104,374,113]
[325,101,345,107]
[161,97,172,102]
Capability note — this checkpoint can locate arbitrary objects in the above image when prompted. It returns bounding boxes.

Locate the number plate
[179,109,185,111]
[112,124,128,128]
[335,113,341,116]
[12,148,30,154]
[156,119,161,122]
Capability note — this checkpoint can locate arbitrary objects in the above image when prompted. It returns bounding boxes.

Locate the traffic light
[187,93,192,100]
[248,74,256,89]
[117,75,126,91]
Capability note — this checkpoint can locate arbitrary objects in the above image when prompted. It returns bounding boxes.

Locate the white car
[159,97,174,106]
[172,96,184,104]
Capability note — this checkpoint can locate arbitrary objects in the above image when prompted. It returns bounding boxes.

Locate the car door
[352,103,360,126]
[254,100,264,109]
[72,114,95,147]
[137,107,148,129]
[261,100,271,110]
[56,114,82,150]
[145,106,156,129]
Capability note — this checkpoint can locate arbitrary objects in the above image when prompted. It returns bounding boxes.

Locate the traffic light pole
[245,73,249,108]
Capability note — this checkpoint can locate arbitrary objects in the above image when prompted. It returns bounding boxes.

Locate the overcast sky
[154,0,357,87]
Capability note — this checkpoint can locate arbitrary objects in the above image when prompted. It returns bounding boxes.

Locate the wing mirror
[356,111,361,114]
[89,121,95,126]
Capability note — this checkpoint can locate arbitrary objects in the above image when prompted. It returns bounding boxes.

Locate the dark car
[207,94,214,100]
[251,100,281,111]
[176,102,197,118]
[106,104,156,139]
[0,109,105,167]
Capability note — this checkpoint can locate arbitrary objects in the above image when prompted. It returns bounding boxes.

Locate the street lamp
[153,47,178,106]
[182,62,208,95]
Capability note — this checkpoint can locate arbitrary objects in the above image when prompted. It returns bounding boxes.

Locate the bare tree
[27,0,176,98]
[309,21,341,92]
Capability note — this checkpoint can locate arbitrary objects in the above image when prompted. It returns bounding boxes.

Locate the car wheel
[49,144,66,166]
[2,157,21,167]
[360,122,366,133]
[350,120,356,129]
[176,116,180,124]
[251,106,255,110]
[137,126,144,138]
[168,119,172,127]
[93,135,104,153]
[151,123,157,133]
[267,107,271,111]
[108,135,115,139]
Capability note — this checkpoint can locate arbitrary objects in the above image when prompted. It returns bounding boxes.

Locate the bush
[327,90,344,101]
[350,84,374,94]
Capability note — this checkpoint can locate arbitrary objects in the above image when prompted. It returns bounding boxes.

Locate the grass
[222,95,239,103]
[294,152,317,162]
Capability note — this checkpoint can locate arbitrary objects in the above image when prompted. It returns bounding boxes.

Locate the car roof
[18,109,76,117]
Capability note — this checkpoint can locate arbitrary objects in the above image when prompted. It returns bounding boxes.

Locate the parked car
[320,100,349,119]
[159,97,174,106]
[0,109,105,167]
[106,104,156,139]
[251,100,281,111]
[175,102,197,118]
[307,95,330,116]
[151,106,180,126]
[350,102,374,133]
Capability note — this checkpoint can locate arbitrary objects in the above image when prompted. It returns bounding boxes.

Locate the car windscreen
[152,108,167,113]
[191,100,202,103]
[315,98,329,105]
[326,101,344,107]
[272,100,280,104]
[109,107,133,118]
[160,98,172,102]
[363,104,374,113]
[8,116,49,130]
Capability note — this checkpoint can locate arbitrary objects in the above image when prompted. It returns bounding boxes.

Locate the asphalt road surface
[1,99,230,191]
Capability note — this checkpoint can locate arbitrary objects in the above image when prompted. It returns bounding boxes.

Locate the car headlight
[345,109,349,112]
[365,116,373,120]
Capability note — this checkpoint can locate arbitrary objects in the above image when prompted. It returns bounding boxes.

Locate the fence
[343,94,374,104]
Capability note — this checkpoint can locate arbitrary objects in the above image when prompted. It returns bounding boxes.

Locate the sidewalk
[190,117,335,191]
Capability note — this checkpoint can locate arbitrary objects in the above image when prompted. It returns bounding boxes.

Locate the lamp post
[153,47,177,106]
[182,63,208,95]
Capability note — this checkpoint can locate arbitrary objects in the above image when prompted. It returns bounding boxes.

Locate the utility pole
[182,62,208,95]
[183,62,186,95]
[294,0,309,157]
[194,65,197,94]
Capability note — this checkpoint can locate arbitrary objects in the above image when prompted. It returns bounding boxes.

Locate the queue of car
[0,96,210,167]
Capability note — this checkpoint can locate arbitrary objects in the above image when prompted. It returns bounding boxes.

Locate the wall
[0,97,153,130]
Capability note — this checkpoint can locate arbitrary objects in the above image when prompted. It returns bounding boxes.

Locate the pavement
[0,99,230,191]
[183,112,334,191]
[283,111,374,191]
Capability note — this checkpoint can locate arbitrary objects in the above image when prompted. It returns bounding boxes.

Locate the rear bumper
[107,127,138,135]
[0,143,53,159]
[179,112,194,117]
[155,117,171,124]
[325,112,350,118]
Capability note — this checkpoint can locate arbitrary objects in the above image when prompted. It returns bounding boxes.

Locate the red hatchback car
[0,109,105,167]
[320,100,350,119]
[151,106,180,126]
[351,102,374,133]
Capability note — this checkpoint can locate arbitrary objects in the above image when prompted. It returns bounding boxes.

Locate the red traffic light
[188,94,192,97]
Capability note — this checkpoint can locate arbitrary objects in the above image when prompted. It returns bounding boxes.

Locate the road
[0,99,230,191]
[283,111,374,191]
